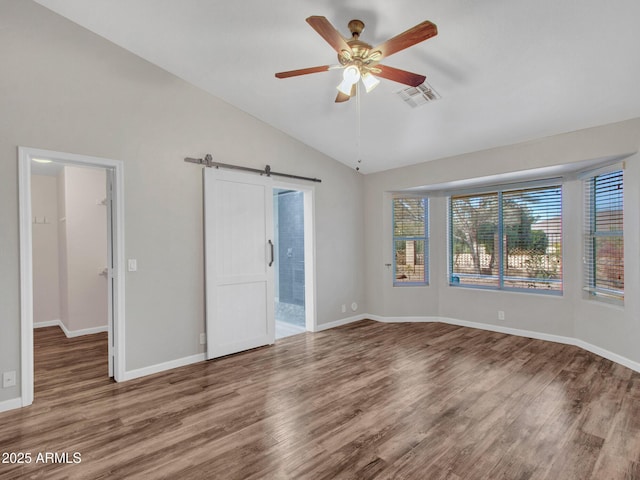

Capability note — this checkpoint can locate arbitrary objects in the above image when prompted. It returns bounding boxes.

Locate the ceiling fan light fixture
[342,65,361,84]
[336,78,354,95]
[337,65,361,95]
[361,73,380,93]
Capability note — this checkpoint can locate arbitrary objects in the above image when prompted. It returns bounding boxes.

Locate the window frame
[392,197,429,287]
[448,182,563,295]
[583,168,624,305]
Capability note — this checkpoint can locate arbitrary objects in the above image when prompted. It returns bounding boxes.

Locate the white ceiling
[34,0,640,174]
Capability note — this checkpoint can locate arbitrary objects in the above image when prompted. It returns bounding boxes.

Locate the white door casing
[18,147,125,408]
[204,168,275,359]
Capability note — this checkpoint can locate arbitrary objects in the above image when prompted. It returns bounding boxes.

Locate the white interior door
[204,168,275,359]
[105,168,115,377]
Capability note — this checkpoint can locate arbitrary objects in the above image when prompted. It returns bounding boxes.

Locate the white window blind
[584,170,624,302]
[502,186,562,290]
[450,192,499,288]
[393,198,428,285]
[450,184,562,292]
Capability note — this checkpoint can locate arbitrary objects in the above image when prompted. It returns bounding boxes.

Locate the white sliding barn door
[204,168,275,359]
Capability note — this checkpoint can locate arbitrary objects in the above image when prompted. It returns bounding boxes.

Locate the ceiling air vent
[396,81,441,108]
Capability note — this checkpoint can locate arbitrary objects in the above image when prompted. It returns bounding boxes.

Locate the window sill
[448,283,563,297]
[583,290,624,308]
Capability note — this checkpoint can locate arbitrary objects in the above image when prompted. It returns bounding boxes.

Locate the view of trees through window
[450,185,562,292]
[393,198,428,285]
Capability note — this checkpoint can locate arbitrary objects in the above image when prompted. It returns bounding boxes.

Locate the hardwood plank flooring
[1,321,640,479]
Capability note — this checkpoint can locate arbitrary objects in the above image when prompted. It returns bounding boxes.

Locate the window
[449,184,562,293]
[584,169,624,303]
[393,197,428,285]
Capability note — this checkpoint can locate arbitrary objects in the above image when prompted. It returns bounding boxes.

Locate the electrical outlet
[498,310,505,320]
[3,371,16,388]
[341,304,346,313]
[199,333,206,345]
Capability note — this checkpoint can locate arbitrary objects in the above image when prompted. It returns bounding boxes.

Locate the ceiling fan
[275,16,438,103]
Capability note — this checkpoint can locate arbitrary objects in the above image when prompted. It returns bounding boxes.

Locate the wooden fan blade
[373,20,437,59]
[335,91,350,103]
[275,65,332,79]
[306,16,352,55]
[373,65,426,87]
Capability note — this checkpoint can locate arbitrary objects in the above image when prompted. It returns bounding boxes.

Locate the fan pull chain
[356,82,362,172]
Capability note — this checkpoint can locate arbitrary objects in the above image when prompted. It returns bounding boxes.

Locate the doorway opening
[31,162,110,384]
[273,186,313,339]
[19,147,125,408]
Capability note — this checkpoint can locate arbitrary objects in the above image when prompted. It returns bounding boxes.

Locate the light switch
[128,259,137,272]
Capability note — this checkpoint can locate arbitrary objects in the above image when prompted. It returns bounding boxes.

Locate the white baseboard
[34,319,108,338]
[34,319,62,328]
[121,353,207,381]
[61,323,108,338]
[314,314,367,332]
[0,397,23,413]
[572,339,640,374]
[368,314,432,324]
[366,314,640,374]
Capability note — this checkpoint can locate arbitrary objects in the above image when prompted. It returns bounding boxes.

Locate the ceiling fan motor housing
[348,19,365,36]
[338,20,381,74]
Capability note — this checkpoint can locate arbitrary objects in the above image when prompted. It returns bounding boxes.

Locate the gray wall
[58,166,108,332]
[31,175,61,324]
[364,118,640,364]
[0,1,365,403]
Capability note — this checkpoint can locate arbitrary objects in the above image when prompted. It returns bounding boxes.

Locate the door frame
[272,179,317,333]
[18,147,126,407]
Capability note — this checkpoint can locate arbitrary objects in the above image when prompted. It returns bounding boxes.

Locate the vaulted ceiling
[34,0,640,173]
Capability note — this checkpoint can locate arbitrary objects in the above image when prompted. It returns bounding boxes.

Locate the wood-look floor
[1,321,640,479]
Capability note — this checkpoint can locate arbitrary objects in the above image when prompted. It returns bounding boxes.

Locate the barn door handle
[268,240,274,267]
